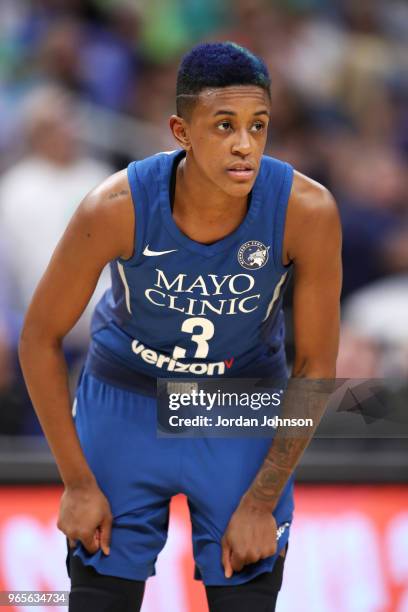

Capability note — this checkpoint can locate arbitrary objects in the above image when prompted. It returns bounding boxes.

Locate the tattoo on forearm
[249,382,335,506]
[250,437,307,503]
[267,437,303,469]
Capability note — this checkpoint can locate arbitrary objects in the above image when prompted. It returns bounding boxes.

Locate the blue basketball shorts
[70,371,294,586]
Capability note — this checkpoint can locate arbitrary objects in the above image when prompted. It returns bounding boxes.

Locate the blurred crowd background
[0,0,407,435]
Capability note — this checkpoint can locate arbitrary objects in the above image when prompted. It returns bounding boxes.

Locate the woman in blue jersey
[19,42,341,611]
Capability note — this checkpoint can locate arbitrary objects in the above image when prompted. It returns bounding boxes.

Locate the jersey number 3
[172,317,214,359]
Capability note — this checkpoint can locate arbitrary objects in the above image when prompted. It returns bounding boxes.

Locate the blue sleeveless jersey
[89,149,294,384]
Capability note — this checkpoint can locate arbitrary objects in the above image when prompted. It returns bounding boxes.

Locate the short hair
[176,41,271,118]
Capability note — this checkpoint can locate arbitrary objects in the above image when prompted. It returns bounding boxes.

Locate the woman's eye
[251,122,265,132]
[217,121,232,131]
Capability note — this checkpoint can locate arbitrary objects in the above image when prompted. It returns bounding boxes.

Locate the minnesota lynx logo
[238,241,269,270]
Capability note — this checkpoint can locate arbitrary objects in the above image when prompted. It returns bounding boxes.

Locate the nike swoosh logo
[143,245,178,256]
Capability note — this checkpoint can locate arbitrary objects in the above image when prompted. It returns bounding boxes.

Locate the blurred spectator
[0,84,111,353]
[336,327,383,379]
[36,15,140,112]
[133,58,179,127]
[329,141,408,296]
[36,18,83,93]
[339,275,408,377]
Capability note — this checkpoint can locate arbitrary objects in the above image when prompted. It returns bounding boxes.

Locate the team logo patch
[238,241,269,270]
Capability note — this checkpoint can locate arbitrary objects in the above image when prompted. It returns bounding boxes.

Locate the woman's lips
[226,168,255,181]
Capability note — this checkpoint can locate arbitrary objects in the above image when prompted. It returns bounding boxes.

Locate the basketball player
[19,42,341,611]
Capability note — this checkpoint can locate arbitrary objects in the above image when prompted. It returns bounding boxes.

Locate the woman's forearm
[19,332,95,488]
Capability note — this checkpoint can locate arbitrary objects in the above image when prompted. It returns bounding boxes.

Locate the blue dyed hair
[176,42,271,118]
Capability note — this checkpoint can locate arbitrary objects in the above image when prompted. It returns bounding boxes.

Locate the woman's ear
[169,115,191,151]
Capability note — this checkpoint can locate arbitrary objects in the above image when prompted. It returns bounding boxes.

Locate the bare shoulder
[75,168,135,261]
[290,170,338,219]
[82,168,133,223]
[283,170,341,264]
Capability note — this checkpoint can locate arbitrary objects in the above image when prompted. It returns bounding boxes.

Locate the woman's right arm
[18,169,134,554]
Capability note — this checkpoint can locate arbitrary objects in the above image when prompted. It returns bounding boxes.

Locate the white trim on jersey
[262,272,287,322]
[117,261,132,314]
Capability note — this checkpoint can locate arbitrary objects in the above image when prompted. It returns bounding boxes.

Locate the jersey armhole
[272,162,295,273]
[117,161,146,266]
